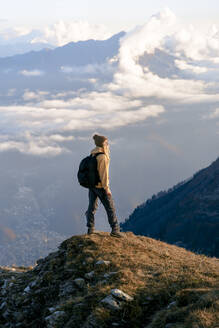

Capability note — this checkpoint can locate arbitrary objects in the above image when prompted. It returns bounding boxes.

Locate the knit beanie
[93,134,108,147]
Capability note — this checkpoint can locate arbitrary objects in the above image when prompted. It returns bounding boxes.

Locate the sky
[1,0,219,33]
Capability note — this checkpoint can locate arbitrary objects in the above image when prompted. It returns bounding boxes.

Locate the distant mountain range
[0,29,54,57]
[0,31,125,94]
[121,157,219,257]
[0,42,55,58]
[0,32,125,71]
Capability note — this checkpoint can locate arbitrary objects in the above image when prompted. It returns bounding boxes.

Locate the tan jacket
[91,147,111,192]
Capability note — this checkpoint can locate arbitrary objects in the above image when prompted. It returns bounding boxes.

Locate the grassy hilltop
[0,232,218,328]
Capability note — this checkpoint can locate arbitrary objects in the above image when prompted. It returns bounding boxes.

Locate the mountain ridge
[0,31,125,70]
[121,157,219,257]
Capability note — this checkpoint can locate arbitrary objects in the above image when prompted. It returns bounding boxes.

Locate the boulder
[73,278,86,289]
[100,295,121,310]
[45,311,66,327]
[111,289,133,302]
[84,271,95,280]
[24,286,31,293]
[103,272,117,279]
[59,281,75,296]
[167,301,177,309]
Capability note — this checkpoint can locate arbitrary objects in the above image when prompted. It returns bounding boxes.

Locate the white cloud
[108,8,219,103]
[31,20,112,46]
[110,70,208,101]
[7,89,16,97]
[0,26,32,42]
[48,134,74,142]
[63,104,164,131]
[13,26,32,37]
[19,70,45,77]
[174,60,208,74]
[23,90,49,101]
[60,64,98,74]
[0,93,163,130]
[60,63,114,75]
[171,24,219,62]
[50,91,77,99]
[0,91,165,155]
[0,139,63,156]
[39,91,142,112]
[88,78,98,84]
[208,108,219,118]
[0,132,73,156]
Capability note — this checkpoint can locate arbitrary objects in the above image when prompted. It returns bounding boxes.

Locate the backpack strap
[92,152,105,158]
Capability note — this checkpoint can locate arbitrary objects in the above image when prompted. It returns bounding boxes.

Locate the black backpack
[77,153,104,188]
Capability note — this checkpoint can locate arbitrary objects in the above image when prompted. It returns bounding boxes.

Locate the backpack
[77,152,104,188]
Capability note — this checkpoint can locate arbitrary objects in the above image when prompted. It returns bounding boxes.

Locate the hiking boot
[87,227,95,235]
[110,226,123,238]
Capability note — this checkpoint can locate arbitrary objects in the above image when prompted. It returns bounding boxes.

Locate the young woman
[85,134,122,238]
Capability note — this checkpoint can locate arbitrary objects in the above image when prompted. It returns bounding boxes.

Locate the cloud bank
[32,20,112,46]
[110,8,219,102]
[0,20,112,47]
[1,8,219,156]
[0,91,164,155]
[19,70,45,77]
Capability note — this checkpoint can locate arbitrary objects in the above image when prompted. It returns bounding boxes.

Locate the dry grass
[59,231,219,327]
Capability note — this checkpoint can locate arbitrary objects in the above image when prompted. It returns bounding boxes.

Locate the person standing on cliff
[85,134,122,238]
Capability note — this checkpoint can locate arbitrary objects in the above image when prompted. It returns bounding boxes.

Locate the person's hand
[106,190,112,197]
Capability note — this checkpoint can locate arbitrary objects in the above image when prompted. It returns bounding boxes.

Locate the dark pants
[86,187,119,229]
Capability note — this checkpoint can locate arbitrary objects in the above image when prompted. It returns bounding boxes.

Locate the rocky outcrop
[0,234,133,327]
[101,289,133,311]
